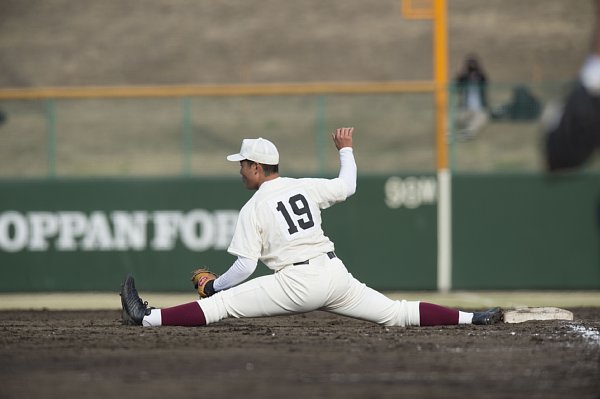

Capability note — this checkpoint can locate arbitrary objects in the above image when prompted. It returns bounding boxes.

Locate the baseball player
[544,0,600,171]
[121,128,503,327]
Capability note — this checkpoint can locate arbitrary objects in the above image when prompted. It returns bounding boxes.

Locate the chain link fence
[0,82,596,178]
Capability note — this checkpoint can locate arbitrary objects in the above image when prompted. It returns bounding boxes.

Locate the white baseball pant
[198,252,421,327]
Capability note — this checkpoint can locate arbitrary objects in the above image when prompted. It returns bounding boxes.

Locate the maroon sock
[160,301,207,326]
[419,302,459,326]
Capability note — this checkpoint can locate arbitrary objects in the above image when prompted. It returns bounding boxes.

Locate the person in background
[455,54,489,140]
[543,0,600,171]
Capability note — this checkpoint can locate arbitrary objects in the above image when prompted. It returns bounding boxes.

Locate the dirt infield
[1,308,599,399]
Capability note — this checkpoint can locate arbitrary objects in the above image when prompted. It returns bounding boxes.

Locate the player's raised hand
[332,127,354,150]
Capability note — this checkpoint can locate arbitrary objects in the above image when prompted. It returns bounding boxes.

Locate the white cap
[226,137,279,165]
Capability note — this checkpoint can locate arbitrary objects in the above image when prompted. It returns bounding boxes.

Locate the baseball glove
[191,268,218,298]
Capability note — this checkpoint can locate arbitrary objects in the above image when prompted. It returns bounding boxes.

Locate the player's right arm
[333,127,357,197]
[332,127,353,150]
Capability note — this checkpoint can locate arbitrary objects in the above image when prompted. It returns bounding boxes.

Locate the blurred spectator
[455,54,489,140]
[543,0,600,171]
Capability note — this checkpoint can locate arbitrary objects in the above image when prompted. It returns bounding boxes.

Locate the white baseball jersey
[187,146,423,328]
[227,177,348,270]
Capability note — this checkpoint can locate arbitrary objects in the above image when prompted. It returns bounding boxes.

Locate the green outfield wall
[453,173,600,290]
[0,174,598,292]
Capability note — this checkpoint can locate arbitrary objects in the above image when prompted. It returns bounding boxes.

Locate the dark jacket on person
[455,69,488,109]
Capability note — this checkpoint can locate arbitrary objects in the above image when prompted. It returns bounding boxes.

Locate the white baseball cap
[226,137,279,165]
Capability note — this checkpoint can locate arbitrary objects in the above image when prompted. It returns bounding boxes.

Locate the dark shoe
[472,307,504,325]
[120,275,152,325]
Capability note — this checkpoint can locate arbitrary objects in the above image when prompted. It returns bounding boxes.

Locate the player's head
[227,137,279,165]
[227,138,280,189]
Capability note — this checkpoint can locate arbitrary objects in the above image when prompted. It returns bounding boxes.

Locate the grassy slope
[0,0,595,176]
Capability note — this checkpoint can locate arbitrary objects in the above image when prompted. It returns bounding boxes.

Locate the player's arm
[211,202,261,293]
[332,127,357,197]
[212,256,258,292]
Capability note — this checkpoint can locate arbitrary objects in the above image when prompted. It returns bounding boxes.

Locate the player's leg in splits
[121,255,502,327]
[314,256,501,326]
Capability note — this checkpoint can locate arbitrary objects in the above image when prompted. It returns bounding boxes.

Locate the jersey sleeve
[338,147,357,196]
[304,177,348,209]
[213,256,258,291]
[227,200,262,260]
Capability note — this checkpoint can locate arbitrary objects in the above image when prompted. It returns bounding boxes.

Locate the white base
[503,307,574,323]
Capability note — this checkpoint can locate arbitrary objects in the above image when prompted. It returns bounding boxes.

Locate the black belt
[293,251,336,265]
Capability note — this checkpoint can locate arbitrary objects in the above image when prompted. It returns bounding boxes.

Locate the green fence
[0,94,436,177]
[453,173,600,289]
[0,174,598,292]
[1,82,597,178]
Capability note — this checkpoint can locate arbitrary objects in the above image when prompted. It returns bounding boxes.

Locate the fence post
[46,99,56,177]
[181,97,192,176]
[448,82,457,171]
[315,95,327,175]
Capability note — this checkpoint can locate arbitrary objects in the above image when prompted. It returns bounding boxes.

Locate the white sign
[384,176,437,209]
[0,210,239,253]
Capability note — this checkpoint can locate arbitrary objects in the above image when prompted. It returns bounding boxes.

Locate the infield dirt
[1,308,599,399]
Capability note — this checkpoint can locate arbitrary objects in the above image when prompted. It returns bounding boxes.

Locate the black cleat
[472,307,504,325]
[120,275,152,326]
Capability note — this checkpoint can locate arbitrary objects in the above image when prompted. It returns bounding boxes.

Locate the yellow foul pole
[434,0,448,170]
[433,0,452,292]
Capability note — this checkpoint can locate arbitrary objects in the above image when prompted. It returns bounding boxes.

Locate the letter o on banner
[0,211,28,252]
[180,210,214,251]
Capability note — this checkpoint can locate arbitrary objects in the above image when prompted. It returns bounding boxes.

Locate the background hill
[0,0,593,86]
[0,0,596,176]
